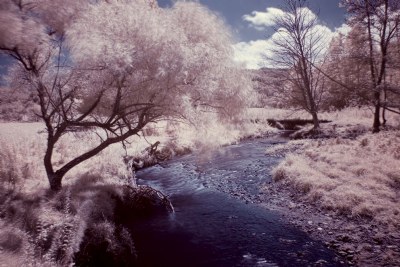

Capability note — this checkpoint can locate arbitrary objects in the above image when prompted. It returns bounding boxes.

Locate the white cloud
[242,7,318,31]
[242,7,285,30]
[235,8,351,69]
[312,24,337,49]
[296,7,318,24]
[334,23,351,36]
[233,27,334,69]
[233,39,274,69]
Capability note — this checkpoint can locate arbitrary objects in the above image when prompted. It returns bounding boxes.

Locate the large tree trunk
[311,110,320,129]
[48,172,63,191]
[382,77,387,127]
[44,136,63,191]
[373,102,381,133]
[372,86,381,133]
[382,107,387,127]
[306,82,319,129]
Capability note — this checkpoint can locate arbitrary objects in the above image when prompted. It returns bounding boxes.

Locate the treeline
[254,0,400,132]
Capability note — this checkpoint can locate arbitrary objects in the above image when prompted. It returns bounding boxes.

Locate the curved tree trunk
[311,110,320,129]
[44,123,144,191]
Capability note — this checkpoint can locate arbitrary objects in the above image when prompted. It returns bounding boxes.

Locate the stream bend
[131,136,342,267]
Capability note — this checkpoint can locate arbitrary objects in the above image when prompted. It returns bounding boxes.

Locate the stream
[131,136,343,267]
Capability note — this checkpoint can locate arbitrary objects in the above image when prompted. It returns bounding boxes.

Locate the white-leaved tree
[0,0,252,190]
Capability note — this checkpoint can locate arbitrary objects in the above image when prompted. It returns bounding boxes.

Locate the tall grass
[0,110,274,265]
[270,131,400,229]
[0,165,138,266]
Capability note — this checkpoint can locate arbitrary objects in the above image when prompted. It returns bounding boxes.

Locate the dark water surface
[132,136,342,267]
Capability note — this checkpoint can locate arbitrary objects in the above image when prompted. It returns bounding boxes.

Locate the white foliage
[1,0,253,188]
[66,0,252,121]
[34,0,89,34]
[0,10,48,56]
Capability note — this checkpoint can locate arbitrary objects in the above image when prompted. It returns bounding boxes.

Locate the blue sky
[157,0,346,42]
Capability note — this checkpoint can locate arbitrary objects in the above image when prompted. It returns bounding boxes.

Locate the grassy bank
[270,131,400,229]
[0,111,275,266]
[265,108,400,266]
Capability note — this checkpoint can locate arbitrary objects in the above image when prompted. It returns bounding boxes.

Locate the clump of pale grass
[271,131,400,228]
[0,171,137,266]
[0,139,47,193]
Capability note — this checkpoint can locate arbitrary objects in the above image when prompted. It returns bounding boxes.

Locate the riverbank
[261,125,400,266]
[198,130,399,266]
[0,108,398,266]
[0,114,276,266]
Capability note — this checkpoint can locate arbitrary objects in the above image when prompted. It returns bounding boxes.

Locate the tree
[341,0,400,132]
[322,26,372,110]
[0,0,252,190]
[269,0,329,129]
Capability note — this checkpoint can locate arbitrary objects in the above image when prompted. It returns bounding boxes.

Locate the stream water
[131,136,343,267]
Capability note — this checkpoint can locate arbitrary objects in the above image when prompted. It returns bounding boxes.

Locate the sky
[0,0,347,83]
[157,0,346,42]
[159,0,348,69]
